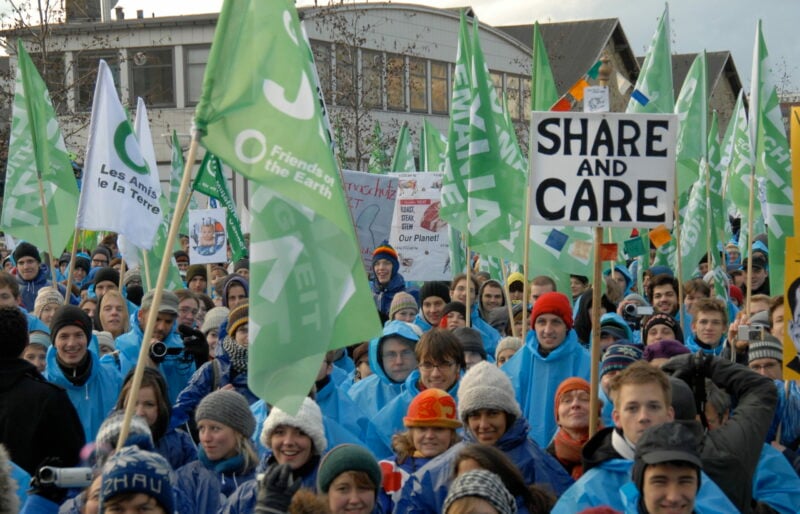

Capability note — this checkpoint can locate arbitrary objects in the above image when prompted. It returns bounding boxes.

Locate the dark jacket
[0,359,85,475]
[662,354,778,513]
[371,273,417,317]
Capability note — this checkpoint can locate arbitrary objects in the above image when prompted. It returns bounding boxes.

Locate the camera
[38,466,93,488]
[737,325,765,342]
[150,341,167,362]
[623,303,654,317]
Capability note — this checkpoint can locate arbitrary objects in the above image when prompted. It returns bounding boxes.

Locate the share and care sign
[529,112,677,229]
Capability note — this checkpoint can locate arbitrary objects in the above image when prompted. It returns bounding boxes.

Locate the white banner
[188,208,227,264]
[529,112,677,228]
[389,172,450,281]
[342,170,398,273]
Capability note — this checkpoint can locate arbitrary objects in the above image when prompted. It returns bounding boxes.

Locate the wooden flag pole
[674,195,686,332]
[142,250,152,290]
[63,228,80,305]
[465,244,472,327]
[743,169,757,319]
[35,178,59,287]
[118,258,126,291]
[500,261,517,338]
[116,131,200,450]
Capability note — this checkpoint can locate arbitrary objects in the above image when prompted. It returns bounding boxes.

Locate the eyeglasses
[381,349,415,361]
[749,361,779,372]
[92,258,108,265]
[419,361,456,371]
[179,306,199,316]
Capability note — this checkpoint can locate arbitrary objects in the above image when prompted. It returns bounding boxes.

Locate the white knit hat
[201,306,229,334]
[457,361,521,423]
[260,397,327,455]
[494,336,523,361]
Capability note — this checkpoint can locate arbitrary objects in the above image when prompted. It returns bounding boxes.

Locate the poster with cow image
[389,172,450,281]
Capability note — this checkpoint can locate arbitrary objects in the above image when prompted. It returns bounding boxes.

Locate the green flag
[1,40,79,253]
[627,4,674,114]
[193,151,248,262]
[706,111,727,266]
[677,166,711,282]
[420,119,447,172]
[439,11,473,233]
[749,20,793,294]
[390,123,416,172]
[194,0,380,413]
[139,195,186,292]
[674,52,708,199]
[367,120,389,174]
[531,21,559,111]
[465,19,526,264]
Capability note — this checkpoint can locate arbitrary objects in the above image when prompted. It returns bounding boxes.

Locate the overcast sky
[5,0,797,92]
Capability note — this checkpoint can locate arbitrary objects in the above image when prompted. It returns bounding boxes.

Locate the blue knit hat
[600,342,643,378]
[100,447,174,513]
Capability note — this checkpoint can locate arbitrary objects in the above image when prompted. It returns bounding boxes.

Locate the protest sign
[389,172,450,281]
[529,112,677,228]
[342,170,398,273]
[188,208,227,264]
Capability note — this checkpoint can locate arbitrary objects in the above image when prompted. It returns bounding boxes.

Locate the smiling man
[647,274,680,317]
[685,298,729,357]
[501,291,591,446]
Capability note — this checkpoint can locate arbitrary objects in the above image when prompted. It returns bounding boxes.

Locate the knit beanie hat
[728,285,744,305]
[260,397,327,455]
[93,267,120,288]
[495,336,523,361]
[92,246,111,263]
[234,258,250,273]
[186,264,207,285]
[554,377,591,423]
[28,331,51,348]
[643,313,684,343]
[372,241,399,277]
[389,292,418,320]
[404,388,462,429]
[94,331,115,353]
[201,306,229,335]
[122,266,141,288]
[100,446,174,513]
[50,305,92,344]
[748,334,783,364]
[452,327,487,360]
[94,410,154,466]
[458,361,521,423]
[74,256,91,273]
[600,343,643,378]
[643,339,690,361]
[173,250,189,264]
[12,242,41,264]
[420,281,451,303]
[34,287,64,317]
[649,265,673,277]
[442,301,467,319]
[196,390,256,438]
[623,293,648,306]
[227,303,249,337]
[507,271,524,288]
[316,444,382,494]
[530,291,573,330]
[443,469,517,514]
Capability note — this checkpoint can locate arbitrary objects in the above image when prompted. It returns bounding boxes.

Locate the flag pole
[465,244,472,327]
[744,169,756,318]
[63,228,80,305]
[500,261,517,338]
[116,131,200,450]
[142,249,152,290]
[35,178,60,287]
[118,258,126,291]
[674,197,685,332]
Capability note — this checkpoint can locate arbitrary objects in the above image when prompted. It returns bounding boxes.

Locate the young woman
[114,367,197,470]
[317,444,383,514]
[175,390,258,513]
[33,287,63,326]
[443,469,517,514]
[93,289,130,339]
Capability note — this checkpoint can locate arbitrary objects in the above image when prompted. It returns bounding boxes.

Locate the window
[409,57,427,113]
[30,52,66,113]
[506,75,521,120]
[184,45,209,106]
[76,50,120,111]
[431,60,448,114]
[522,78,531,121]
[360,49,383,109]
[490,71,503,102]
[335,44,356,107]
[386,53,405,111]
[130,47,174,107]
[310,40,332,105]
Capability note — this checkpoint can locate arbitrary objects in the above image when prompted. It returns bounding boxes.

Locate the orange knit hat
[404,389,461,429]
[554,377,590,423]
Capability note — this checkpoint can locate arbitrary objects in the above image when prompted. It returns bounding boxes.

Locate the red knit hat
[530,291,573,329]
[554,377,590,423]
[403,389,461,429]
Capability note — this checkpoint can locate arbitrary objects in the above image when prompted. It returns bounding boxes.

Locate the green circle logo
[114,121,149,175]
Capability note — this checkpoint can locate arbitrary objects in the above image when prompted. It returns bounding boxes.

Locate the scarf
[222,336,248,375]
[199,447,246,474]
[611,427,637,461]
[552,428,589,479]
[57,352,93,386]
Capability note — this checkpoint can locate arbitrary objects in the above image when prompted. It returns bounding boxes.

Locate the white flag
[77,60,162,249]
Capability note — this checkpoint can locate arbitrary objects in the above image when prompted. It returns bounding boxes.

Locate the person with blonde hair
[94,289,130,339]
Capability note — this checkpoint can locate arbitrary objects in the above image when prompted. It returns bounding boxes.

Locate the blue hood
[368,321,421,385]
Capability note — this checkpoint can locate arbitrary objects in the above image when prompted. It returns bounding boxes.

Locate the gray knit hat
[260,397,327,455]
[748,334,783,364]
[457,361,521,423]
[94,330,115,353]
[201,306,230,334]
[443,469,517,514]
[196,390,256,438]
[495,336,523,361]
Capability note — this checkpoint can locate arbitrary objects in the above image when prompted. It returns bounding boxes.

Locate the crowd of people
[0,233,799,514]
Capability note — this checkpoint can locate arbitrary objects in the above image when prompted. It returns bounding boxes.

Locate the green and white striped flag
[707,111,727,266]
[749,20,793,294]
[420,119,447,172]
[1,41,79,253]
[674,52,708,200]
[195,0,380,413]
[721,90,756,253]
[390,123,416,172]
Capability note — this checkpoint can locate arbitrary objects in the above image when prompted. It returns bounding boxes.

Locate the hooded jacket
[393,416,573,514]
[175,455,256,514]
[372,272,418,318]
[43,346,122,443]
[470,303,502,358]
[0,358,85,475]
[551,427,738,513]
[316,373,368,441]
[17,264,78,312]
[364,369,460,459]
[503,328,592,446]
